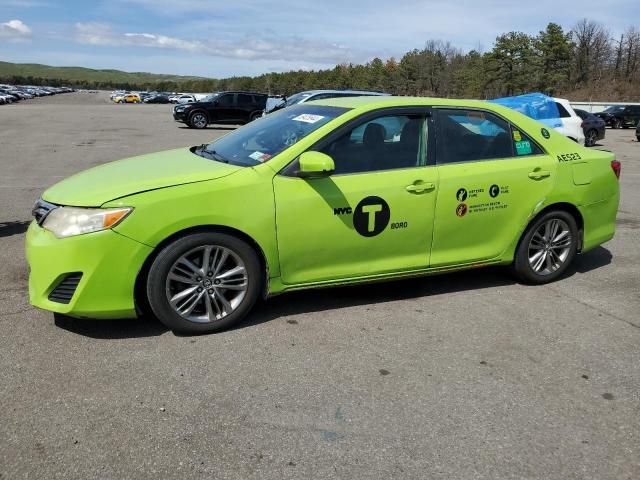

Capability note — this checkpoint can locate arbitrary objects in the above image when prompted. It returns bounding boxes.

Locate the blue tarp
[489,93,562,128]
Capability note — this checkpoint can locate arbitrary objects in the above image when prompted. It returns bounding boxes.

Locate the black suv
[173,91,268,129]
[594,105,640,129]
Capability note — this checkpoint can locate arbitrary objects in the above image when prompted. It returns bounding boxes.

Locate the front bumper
[173,110,188,122]
[25,222,153,319]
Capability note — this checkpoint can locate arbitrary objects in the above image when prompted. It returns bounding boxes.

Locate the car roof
[301,89,389,95]
[308,96,505,110]
[218,91,268,95]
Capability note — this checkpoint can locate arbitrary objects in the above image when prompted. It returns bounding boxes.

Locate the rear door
[430,108,557,267]
[236,94,254,122]
[209,93,237,123]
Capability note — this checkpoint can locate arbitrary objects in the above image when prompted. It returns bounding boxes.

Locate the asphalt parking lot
[1,92,638,479]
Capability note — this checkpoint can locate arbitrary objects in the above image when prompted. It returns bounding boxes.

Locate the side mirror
[298,151,335,178]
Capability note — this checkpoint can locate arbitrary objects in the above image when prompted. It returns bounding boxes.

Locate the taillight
[611,160,621,179]
[580,121,585,128]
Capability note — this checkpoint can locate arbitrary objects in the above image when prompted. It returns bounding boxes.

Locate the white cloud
[0,19,32,41]
[74,22,355,64]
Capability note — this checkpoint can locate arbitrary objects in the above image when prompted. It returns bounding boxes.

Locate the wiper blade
[192,145,229,163]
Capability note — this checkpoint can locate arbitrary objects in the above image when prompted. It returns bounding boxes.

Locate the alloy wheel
[192,114,207,128]
[527,218,573,276]
[165,245,248,323]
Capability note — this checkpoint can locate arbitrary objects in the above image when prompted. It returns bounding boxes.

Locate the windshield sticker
[249,151,272,162]
[512,130,522,142]
[515,140,533,155]
[292,114,325,124]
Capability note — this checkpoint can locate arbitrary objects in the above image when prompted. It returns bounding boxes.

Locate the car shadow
[53,247,612,339]
[54,313,169,339]
[235,246,613,331]
[0,220,30,238]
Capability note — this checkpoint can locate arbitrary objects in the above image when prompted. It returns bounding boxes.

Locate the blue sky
[0,0,637,78]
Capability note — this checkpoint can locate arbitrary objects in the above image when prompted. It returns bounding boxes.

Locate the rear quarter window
[555,102,572,118]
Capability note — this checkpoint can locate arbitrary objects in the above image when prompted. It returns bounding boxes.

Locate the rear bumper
[26,223,153,319]
[579,192,620,253]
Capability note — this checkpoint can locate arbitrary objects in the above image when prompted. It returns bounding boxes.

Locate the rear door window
[218,94,234,107]
[435,109,542,164]
[237,94,252,107]
[555,102,572,118]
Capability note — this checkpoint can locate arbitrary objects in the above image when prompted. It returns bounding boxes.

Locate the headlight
[42,207,132,238]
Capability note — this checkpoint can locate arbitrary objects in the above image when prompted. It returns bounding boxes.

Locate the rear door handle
[406,182,435,193]
[528,170,551,180]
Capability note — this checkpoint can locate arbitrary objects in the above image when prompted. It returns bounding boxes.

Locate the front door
[273,111,438,285]
[430,108,557,266]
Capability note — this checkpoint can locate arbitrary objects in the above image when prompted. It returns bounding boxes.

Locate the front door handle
[528,170,551,180]
[406,182,435,193]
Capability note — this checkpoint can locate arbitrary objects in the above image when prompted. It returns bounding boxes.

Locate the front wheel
[249,112,261,122]
[189,112,208,129]
[512,211,578,284]
[613,118,623,129]
[146,232,262,334]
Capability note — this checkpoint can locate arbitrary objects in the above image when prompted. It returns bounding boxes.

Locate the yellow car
[114,94,141,104]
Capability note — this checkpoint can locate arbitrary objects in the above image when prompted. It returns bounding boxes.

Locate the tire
[512,210,578,284]
[146,232,261,334]
[613,118,623,129]
[585,129,598,147]
[189,112,208,129]
[249,112,261,122]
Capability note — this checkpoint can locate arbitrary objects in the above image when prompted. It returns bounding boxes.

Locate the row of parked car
[170,89,637,147]
[172,89,389,128]
[0,84,74,104]
[110,91,208,104]
[108,86,638,145]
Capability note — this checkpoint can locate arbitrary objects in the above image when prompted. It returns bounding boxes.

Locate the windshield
[603,106,624,113]
[285,92,313,107]
[203,93,219,102]
[195,105,349,167]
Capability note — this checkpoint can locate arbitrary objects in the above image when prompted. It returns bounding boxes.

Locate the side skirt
[267,259,507,296]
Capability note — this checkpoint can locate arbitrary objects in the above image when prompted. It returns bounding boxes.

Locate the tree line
[2,19,638,100]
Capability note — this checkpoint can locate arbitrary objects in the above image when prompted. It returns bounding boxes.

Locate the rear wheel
[512,210,578,284]
[146,232,261,333]
[189,112,208,129]
[585,129,598,147]
[613,118,623,129]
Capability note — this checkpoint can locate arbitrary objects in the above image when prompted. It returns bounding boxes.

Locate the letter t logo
[362,204,382,232]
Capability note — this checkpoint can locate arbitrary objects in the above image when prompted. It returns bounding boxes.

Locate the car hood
[42,147,242,207]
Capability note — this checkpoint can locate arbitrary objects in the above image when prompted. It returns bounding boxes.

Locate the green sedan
[26,97,621,333]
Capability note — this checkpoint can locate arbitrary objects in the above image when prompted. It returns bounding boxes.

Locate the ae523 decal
[557,152,582,163]
[333,196,405,237]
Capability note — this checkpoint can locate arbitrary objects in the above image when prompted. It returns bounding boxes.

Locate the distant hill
[0,61,207,89]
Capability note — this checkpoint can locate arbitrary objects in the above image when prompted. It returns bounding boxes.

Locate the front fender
[105,167,281,277]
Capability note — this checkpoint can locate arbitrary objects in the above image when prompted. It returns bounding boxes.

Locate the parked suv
[594,105,640,129]
[173,92,268,128]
